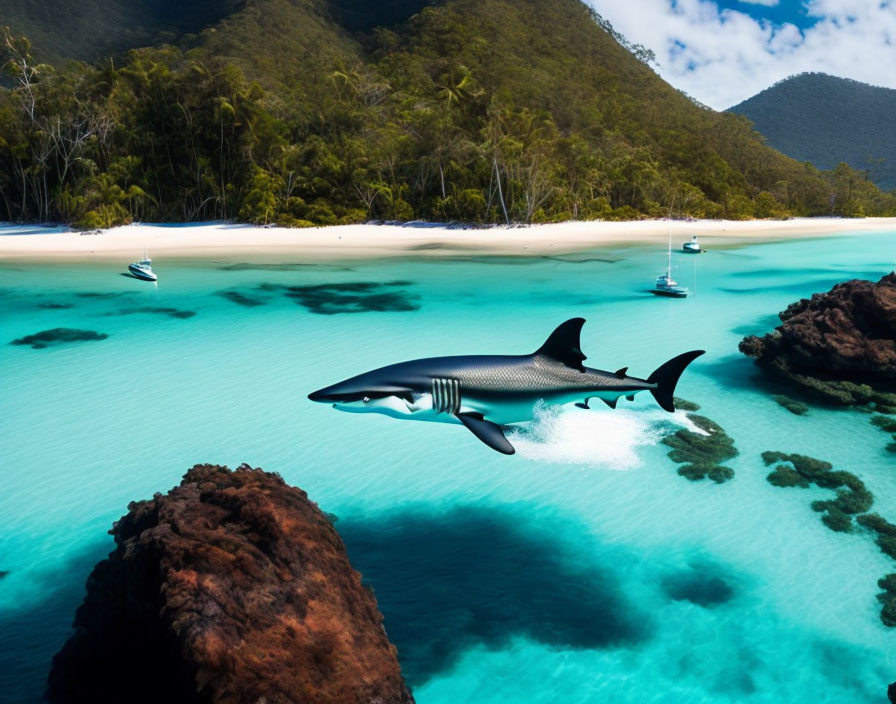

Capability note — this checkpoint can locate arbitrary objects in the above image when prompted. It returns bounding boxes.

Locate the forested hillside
[729,73,896,191]
[1,0,893,229]
[0,0,243,62]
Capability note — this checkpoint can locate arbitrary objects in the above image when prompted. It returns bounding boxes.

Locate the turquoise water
[1,229,895,702]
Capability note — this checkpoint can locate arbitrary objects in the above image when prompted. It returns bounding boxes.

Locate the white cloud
[589,0,896,110]
[739,0,779,6]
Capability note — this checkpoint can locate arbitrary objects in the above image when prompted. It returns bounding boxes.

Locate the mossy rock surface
[663,410,737,483]
[772,394,809,415]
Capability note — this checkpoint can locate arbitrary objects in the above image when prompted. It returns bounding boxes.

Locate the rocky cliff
[46,463,414,704]
[739,272,896,409]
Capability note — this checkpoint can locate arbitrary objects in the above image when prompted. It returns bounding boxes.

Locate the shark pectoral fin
[456,412,515,455]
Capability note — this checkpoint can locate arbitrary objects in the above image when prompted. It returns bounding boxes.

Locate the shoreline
[1,217,895,263]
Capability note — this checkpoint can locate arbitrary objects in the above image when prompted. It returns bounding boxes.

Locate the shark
[308,318,704,455]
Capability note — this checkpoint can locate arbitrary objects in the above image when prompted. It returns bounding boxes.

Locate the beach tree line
[1,3,894,229]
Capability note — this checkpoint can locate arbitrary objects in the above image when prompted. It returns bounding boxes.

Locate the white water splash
[509,403,695,469]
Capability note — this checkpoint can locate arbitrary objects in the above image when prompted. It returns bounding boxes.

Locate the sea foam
[510,403,694,469]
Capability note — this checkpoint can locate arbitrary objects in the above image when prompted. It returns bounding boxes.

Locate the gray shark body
[309,318,704,454]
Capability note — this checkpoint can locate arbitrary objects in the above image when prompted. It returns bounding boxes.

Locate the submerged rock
[739,273,896,409]
[47,464,414,704]
[11,328,108,349]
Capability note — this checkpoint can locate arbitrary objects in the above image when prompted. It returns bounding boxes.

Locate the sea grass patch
[876,574,896,628]
[216,290,267,307]
[284,281,419,314]
[772,394,809,416]
[662,400,738,483]
[761,452,873,532]
[760,452,896,627]
[112,307,196,319]
[870,415,896,454]
[11,328,109,349]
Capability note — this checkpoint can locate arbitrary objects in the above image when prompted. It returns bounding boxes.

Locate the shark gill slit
[432,377,460,414]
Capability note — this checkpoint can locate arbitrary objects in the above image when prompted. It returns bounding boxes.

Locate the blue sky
[713,0,817,30]
[591,0,896,109]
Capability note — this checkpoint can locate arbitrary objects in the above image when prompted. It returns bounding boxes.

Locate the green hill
[0,0,893,227]
[728,73,896,191]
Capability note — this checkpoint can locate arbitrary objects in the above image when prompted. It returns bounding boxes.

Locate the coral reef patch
[662,399,738,483]
[760,452,896,626]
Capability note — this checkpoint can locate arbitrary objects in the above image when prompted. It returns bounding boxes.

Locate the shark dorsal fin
[615,367,628,378]
[536,318,586,371]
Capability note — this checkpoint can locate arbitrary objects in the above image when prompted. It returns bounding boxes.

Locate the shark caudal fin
[647,350,705,412]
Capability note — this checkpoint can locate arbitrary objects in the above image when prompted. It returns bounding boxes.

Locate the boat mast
[667,229,672,277]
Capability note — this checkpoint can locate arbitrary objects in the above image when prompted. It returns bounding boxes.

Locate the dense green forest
[729,73,896,191]
[1,0,894,229]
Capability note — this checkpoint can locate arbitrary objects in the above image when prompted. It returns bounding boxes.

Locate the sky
[588,0,896,110]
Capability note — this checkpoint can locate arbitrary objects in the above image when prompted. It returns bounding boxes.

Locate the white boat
[650,233,689,297]
[682,235,702,254]
[128,249,157,281]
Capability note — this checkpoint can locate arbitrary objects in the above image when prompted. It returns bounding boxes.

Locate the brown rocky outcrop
[739,273,896,409]
[46,464,414,704]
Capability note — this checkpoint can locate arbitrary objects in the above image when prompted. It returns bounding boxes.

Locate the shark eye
[363,396,370,403]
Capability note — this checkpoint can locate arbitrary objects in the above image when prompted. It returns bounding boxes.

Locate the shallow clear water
[1,229,895,702]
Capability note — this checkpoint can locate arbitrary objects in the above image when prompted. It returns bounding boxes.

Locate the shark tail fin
[647,350,705,412]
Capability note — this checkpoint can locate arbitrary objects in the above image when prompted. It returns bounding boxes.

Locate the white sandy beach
[1,217,895,262]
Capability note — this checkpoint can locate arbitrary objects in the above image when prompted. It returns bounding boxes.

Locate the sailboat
[650,232,688,298]
[128,247,157,282]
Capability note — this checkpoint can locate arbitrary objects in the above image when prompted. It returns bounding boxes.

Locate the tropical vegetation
[1,0,894,229]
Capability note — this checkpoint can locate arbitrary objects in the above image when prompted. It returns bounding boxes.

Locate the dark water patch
[11,328,109,349]
[702,354,792,394]
[730,267,842,279]
[284,281,419,314]
[812,641,883,701]
[0,541,112,704]
[339,506,648,686]
[661,564,735,607]
[36,303,74,310]
[76,292,134,299]
[216,290,267,307]
[542,255,622,264]
[720,278,851,296]
[0,571,8,580]
[219,262,322,271]
[434,256,545,266]
[407,241,473,251]
[111,307,196,319]
[731,314,781,337]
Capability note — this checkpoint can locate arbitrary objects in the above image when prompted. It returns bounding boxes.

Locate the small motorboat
[682,235,702,254]
[128,252,157,282]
